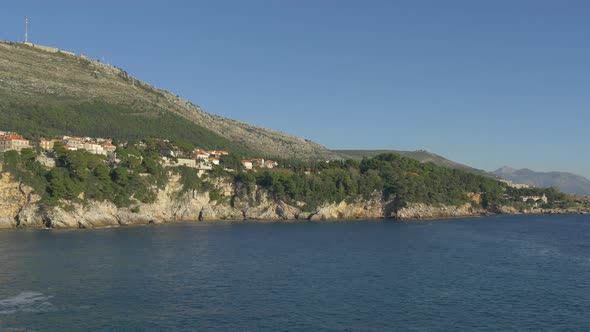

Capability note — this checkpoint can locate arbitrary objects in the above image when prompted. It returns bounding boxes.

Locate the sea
[1,215,589,331]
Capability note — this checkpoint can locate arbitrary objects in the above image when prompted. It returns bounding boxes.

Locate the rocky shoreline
[0,172,587,230]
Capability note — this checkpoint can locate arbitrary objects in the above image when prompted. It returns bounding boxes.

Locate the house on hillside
[94,137,111,144]
[210,156,221,166]
[39,138,56,151]
[64,137,85,149]
[521,194,548,204]
[241,160,253,170]
[499,179,531,189]
[251,158,265,168]
[210,150,229,158]
[83,142,107,155]
[265,160,278,169]
[0,134,30,152]
[194,149,209,162]
[101,143,117,154]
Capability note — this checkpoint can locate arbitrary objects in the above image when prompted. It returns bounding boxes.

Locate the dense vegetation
[0,98,254,156]
[335,149,492,178]
[230,154,569,211]
[1,144,570,213]
[1,140,170,208]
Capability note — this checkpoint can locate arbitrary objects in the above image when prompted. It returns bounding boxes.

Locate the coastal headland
[1,161,587,230]
[1,40,588,230]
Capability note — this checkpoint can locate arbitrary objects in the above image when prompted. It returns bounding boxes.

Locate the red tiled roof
[0,134,29,142]
[194,149,209,155]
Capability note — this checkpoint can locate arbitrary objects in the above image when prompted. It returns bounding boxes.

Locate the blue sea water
[1,215,590,331]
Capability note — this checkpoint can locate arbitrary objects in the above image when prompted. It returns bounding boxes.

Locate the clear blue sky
[2,0,589,177]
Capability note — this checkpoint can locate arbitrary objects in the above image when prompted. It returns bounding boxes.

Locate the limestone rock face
[0,173,25,228]
[0,173,481,229]
[274,201,300,220]
[497,205,589,216]
[198,206,217,221]
[4,170,586,230]
[308,199,383,221]
[497,205,520,215]
[394,203,481,221]
[40,174,213,229]
[17,201,44,227]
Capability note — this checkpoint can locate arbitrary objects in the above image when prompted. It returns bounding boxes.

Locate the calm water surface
[1,215,590,331]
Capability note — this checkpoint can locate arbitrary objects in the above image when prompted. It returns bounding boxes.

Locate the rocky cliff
[394,202,485,221]
[0,172,30,228]
[0,170,471,229]
[1,172,587,230]
[6,173,386,229]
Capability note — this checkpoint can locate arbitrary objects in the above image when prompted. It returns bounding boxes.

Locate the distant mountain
[494,167,590,197]
[0,40,340,160]
[335,149,493,177]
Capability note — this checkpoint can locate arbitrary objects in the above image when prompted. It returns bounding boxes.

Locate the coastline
[1,206,588,231]
[1,172,588,231]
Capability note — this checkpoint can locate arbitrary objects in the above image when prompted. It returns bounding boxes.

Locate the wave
[0,291,54,315]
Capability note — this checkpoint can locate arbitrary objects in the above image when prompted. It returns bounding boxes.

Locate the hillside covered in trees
[0,100,255,156]
[1,142,571,216]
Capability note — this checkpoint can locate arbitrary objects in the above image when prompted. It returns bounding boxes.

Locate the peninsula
[0,131,588,229]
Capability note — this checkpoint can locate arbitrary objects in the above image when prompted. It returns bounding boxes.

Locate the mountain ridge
[0,40,340,160]
[335,149,493,177]
[494,166,590,197]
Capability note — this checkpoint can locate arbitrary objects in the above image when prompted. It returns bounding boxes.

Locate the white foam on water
[0,291,54,315]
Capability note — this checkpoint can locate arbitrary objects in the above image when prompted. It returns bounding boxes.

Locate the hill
[493,167,590,197]
[336,149,493,177]
[0,41,339,159]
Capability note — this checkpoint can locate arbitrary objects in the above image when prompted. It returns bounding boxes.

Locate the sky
[1,0,589,177]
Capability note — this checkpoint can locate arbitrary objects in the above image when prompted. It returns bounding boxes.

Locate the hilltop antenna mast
[24,17,28,42]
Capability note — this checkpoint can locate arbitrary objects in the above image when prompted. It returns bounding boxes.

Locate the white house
[241,160,253,170]
[101,143,117,154]
[64,137,85,149]
[0,134,30,152]
[522,194,548,204]
[83,142,107,155]
[194,149,209,162]
[39,138,56,151]
[210,150,229,158]
[265,160,278,169]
